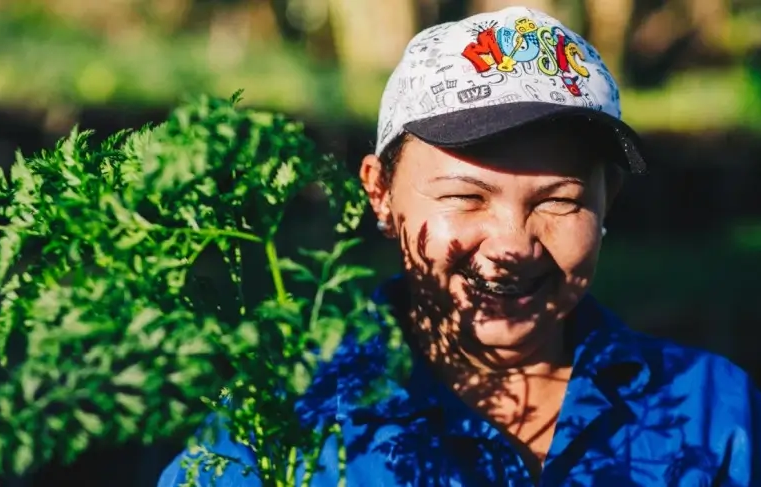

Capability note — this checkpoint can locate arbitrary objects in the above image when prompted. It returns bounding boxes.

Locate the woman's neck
[409,313,574,472]
[413,311,574,387]
[442,341,572,477]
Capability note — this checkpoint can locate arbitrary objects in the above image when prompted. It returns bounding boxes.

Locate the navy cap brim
[403,102,647,174]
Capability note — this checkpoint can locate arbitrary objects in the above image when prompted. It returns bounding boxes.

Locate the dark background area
[0,0,759,485]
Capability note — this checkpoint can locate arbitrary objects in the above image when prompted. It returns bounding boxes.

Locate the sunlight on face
[364,123,620,368]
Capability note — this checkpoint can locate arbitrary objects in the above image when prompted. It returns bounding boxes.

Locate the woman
[160,6,760,486]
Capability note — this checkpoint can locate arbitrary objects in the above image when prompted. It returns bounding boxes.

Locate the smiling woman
[158,5,761,487]
[359,117,625,472]
[364,121,617,355]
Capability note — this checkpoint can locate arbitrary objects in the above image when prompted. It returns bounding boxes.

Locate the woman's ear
[360,154,390,215]
[360,154,396,237]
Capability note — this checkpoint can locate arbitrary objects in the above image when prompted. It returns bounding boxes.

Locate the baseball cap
[375,6,646,173]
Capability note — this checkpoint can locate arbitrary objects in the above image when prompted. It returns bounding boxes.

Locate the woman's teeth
[466,276,528,296]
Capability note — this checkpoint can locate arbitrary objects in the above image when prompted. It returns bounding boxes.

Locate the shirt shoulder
[631,328,757,399]
[589,299,757,401]
[564,300,761,485]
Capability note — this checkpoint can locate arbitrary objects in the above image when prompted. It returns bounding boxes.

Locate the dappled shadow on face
[382,213,587,472]
[333,213,736,485]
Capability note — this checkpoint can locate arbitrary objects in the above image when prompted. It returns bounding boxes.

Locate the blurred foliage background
[0,0,759,485]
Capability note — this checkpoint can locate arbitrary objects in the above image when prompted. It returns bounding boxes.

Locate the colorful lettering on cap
[374,7,624,156]
[460,16,590,100]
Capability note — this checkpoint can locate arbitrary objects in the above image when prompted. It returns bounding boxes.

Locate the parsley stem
[334,423,347,487]
[0,224,264,244]
[264,238,287,305]
[285,446,297,485]
[156,226,263,244]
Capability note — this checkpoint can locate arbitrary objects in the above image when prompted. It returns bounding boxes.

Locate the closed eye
[537,198,583,214]
[546,198,581,204]
[439,194,484,202]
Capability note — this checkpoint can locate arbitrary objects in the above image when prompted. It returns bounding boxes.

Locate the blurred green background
[1,0,760,485]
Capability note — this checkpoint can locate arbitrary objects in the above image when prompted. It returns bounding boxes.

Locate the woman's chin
[469,317,539,350]
[460,319,560,368]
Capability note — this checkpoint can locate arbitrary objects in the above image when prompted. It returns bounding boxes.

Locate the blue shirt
[158,278,761,486]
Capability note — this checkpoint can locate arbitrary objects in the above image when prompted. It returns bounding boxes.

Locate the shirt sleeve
[156,413,261,487]
[720,369,761,486]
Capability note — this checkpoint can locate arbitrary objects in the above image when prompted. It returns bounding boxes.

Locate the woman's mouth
[460,272,550,302]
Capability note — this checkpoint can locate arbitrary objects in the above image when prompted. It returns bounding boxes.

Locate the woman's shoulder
[591,297,759,405]
[639,331,760,424]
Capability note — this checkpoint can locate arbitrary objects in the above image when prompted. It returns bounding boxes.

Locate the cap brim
[403,102,647,174]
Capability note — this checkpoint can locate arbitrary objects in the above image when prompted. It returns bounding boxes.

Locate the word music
[461,18,590,96]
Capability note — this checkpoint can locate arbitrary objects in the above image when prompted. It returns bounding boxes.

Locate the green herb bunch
[0,91,386,485]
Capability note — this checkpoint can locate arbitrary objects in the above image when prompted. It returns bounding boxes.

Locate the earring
[376,220,389,232]
[601,226,608,238]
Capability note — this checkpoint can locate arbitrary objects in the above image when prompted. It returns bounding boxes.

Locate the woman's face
[360,125,621,367]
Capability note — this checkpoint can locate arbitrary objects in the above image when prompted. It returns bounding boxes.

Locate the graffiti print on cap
[461,16,589,98]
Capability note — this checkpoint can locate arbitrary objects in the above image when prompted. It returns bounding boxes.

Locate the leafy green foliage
[183,236,394,487]
[0,91,381,484]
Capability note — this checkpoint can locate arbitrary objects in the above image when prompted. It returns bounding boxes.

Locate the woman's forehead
[400,127,607,180]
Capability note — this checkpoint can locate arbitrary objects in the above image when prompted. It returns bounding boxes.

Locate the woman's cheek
[426,214,481,264]
[540,214,601,270]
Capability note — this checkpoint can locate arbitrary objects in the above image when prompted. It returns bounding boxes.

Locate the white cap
[374,6,645,172]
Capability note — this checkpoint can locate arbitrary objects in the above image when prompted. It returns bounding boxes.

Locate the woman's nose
[477,213,540,266]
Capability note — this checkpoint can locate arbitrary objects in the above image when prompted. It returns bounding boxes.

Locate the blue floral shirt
[158,278,761,486]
